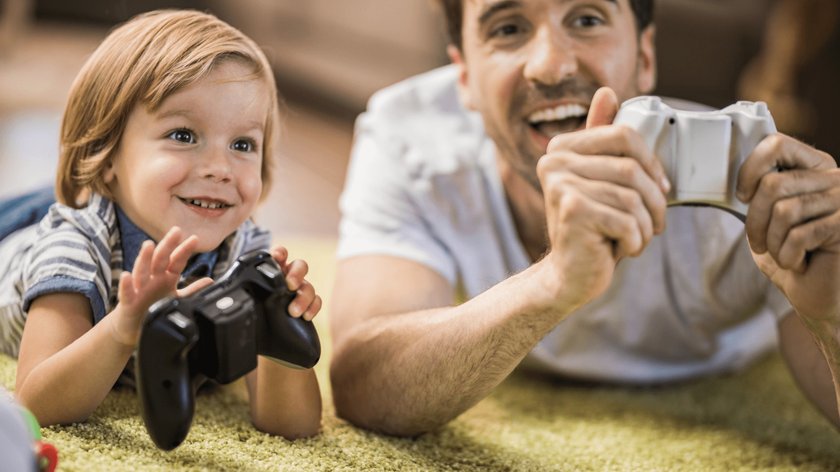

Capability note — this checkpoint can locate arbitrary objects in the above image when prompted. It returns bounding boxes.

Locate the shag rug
[2,238,840,471]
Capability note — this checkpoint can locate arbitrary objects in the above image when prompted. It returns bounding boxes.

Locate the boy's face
[106,60,269,252]
[452,0,656,189]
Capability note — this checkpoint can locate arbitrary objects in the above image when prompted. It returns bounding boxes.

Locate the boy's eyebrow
[156,108,265,133]
[477,0,618,26]
[156,108,193,120]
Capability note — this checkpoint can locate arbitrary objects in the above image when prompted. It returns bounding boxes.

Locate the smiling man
[329,0,840,437]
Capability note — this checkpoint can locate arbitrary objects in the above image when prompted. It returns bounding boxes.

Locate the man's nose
[200,146,233,183]
[523,27,578,86]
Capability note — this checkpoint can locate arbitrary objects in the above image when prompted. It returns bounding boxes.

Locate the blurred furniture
[209,0,447,113]
[0,0,33,55]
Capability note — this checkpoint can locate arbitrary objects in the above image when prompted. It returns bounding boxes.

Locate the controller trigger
[256,261,281,279]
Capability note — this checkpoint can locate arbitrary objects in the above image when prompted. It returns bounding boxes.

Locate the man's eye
[168,129,195,144]
[231,139,255,152]
[491,23,521,37]
[573,15,605,28]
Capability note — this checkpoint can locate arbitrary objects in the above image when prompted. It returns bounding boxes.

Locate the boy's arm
[245,361,322,438]
[15,227,201,426]
[14,292,136,425]
[243,247,323,438]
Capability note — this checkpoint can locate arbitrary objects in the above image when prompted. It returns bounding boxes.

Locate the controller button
[216,296,235,311]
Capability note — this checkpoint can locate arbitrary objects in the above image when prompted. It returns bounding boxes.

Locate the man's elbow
[330,366,443,438]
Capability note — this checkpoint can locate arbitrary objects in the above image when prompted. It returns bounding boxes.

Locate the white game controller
[613,96,777,221]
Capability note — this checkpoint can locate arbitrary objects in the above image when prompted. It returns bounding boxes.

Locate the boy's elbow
[17,393,91,427]
[252,413,322,440]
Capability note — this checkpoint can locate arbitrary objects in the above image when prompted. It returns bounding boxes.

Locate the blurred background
[0,0,837,240]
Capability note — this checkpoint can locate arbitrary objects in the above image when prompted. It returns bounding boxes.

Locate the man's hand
[536,87,670,310]
[737,134,840,323]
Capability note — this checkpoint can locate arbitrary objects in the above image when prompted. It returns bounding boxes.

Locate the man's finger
[586,87,619,129]
[745,169,840,253]
[737,134,836,203]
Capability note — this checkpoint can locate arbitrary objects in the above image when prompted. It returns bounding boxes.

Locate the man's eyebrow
[478,0,619,26]
[477,0,522,26]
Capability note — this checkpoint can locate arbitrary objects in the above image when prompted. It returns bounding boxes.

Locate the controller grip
[259,296,321,369]
[136,312,198,450]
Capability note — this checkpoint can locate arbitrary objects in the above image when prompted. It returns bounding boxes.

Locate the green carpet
[3,238,840,471]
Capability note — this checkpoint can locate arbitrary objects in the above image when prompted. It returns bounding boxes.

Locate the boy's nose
[523,27,578,86]
[200,147,233,183]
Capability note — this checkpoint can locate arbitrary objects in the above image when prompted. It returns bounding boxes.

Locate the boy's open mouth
[178,197,232,210]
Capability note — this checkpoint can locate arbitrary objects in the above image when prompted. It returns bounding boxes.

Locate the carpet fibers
[2,239,840,471]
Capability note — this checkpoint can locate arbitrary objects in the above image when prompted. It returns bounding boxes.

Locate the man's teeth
[528,104,588,124]
[186,199,228,209]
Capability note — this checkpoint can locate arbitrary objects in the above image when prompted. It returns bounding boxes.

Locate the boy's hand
[110,227,200,346]
[270,246,321,321]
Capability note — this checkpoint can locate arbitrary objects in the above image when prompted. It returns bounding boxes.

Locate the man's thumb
[586,87,619,129]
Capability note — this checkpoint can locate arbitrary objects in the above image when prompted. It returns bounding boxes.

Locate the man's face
[452,0,656,189]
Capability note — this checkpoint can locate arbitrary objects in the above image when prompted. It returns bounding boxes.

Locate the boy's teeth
[188,199,226,209]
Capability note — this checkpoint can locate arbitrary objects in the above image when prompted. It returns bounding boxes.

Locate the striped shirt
[0,192,271,358]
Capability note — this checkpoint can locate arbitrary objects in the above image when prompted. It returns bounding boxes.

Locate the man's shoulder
[366,65,463,118]
[355,65,488,178]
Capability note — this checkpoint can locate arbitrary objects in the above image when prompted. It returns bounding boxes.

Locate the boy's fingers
[271,246,289,266]
[289,280,316,318]
[284,259,309,291]
[133,240,154,286]
[151,227,184,273]
[302,295,322,321]
[168,235,200,273]
[176,277,213,298]
[118,271,135,306]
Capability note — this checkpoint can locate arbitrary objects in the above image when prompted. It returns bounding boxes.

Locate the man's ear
[447,44,477,110]
[636,25,657,94]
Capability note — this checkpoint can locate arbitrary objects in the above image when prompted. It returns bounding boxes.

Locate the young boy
[0,9,322,439]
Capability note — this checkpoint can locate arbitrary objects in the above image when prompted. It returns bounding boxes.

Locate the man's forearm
[779,313,840,428]
[331,261,573,436]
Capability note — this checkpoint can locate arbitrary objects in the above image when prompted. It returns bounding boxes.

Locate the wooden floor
[0,22,355,240]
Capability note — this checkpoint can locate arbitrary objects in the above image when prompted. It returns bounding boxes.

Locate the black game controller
[134,250,320,450]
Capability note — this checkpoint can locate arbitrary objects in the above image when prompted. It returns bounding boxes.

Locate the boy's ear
[447,45,476,111]
[103,161,115,183]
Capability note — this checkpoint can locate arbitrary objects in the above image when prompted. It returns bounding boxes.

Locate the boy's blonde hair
[57,9,280,207]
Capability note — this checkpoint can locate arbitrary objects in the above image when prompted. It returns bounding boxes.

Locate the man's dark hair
[437,0,654,50]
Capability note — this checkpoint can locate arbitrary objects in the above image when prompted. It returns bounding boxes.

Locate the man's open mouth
[178,197,232,210]
[527,103,588,139]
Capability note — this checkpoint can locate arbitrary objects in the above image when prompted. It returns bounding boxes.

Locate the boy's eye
[231,139,256,153]
[168,129,195,144]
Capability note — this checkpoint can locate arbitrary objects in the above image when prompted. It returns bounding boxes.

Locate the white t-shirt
[338,65,792,383]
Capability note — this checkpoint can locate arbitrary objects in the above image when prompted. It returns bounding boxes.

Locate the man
[329,0,840,436]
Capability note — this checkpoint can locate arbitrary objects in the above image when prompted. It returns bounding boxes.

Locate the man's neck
[496,156,548,263]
